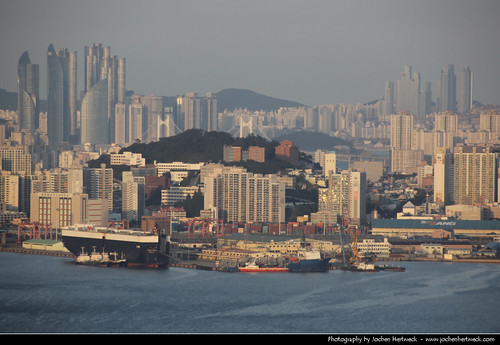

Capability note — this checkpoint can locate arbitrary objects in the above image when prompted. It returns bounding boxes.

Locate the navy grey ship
[61,224,170,268]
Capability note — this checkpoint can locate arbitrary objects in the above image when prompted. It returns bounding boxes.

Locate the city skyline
[1,1,499,107]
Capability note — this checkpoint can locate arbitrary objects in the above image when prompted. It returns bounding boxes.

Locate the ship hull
[239,267,289,273]
[286,258,331,272]
[62,228,170,268]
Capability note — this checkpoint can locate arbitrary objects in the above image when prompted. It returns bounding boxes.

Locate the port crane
[337,216,361,267]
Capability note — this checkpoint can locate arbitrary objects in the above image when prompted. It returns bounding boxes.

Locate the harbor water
[1,251,499,334]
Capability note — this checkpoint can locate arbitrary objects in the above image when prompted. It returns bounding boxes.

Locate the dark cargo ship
[61,224,170,268]
[286,246,331,272]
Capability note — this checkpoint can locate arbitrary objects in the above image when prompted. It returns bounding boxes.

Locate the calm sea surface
[1,252,499,334]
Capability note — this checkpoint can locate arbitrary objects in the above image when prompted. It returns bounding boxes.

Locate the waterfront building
[371,218,500,238]
[29,192,88,229]
[17,52,39,134]
[356,238,391,258]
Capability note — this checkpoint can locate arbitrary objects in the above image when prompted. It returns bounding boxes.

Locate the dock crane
[337,216,378,272]
[337,216,359,267]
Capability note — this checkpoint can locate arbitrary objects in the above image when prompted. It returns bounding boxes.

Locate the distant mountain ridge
[215,88,306,112]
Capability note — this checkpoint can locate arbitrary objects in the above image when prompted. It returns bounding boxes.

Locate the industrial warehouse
[371,219,500,238]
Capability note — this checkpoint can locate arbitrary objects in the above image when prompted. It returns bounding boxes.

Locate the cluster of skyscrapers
[9,43,500,231]
[381,64,474,120]
[17,44,219,154]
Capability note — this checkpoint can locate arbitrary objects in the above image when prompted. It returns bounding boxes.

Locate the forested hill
[122,129,295,174]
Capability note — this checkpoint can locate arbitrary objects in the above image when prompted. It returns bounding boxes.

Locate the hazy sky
[1,0,499,106]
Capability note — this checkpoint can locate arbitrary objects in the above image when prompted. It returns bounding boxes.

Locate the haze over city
[1,0,499,106]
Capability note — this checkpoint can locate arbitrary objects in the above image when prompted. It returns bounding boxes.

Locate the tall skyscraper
[457,66,473,114]
[80,79,108,145]
[47,44,76,146]
[396,65,420,116]
[176,92,218,132]
[382,81,394,117]
[418,81,432,119]
[437,64,456,113]
[81,43,125,144]
[205,93,218,132]
[17,51,39,134]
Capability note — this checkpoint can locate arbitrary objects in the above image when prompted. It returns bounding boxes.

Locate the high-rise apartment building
[0,146,31,175]
[201,164,285,223]
[311,170,366,225]
[47,44,77,146]
[433,148,453,205]
[30,168,83,194]
[80,78,108,145]
[452,146,497,205]
[457,66,473,114]
[391,112,414,150]
[479,111,500,140]
[17,52,39,134]
[0,171,20,211]
[437,64,456,113]
[83,164,113,211]
[390,112,423,173]
[121,171,145,223]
